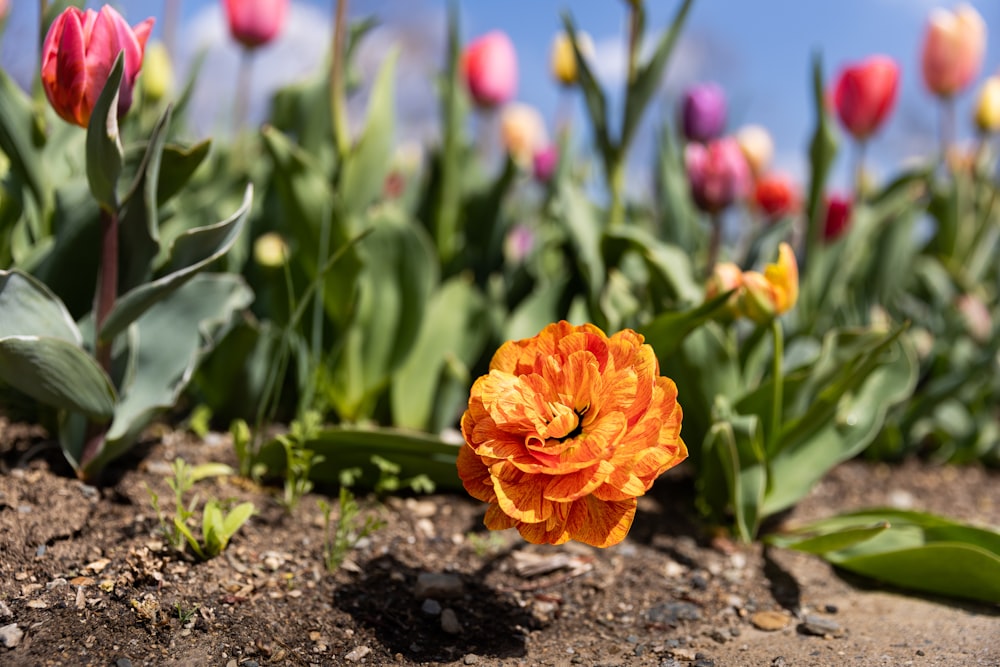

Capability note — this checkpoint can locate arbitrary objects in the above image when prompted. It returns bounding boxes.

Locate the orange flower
[458,321,686,548]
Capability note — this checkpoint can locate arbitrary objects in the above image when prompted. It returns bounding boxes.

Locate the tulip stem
[770,318,784,447]
[626,4,640,84]
[235,48,253,131]
[939,97,956,166]
[331,0,350,161]
[706,213,722,277]
[94,207,118,376]
[852,139,867,202]
[608,155,626,227]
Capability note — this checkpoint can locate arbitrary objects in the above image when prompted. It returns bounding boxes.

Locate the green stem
[940,96,956,168]
[234,48,253,131]
[608,154,625,228]
[770,318,784,447]
[94,207,118,375]
[626,4,640,84]
[706,212,721,277]
[331,0,350,161]
[853,139,867,203]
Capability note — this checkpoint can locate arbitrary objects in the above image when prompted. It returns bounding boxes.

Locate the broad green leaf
[773,509,1000,603]
[0,269,82,343]
[704,399,766,541]
[603,226,701,306]
[561,12,612,163]
[340,48,399,215]
[0,68,47,209]
[190,463,236,482]
[219,502,255,545]
[99,185,252,342]
[639,290,735,358]
[505,276,569,342]
[255,426,462,491]
[558,181,605,302]
[766,522,890,554]
[654,126,699,253]
[73,274,253,478]
[390,276,488,431]
[85,53,125,211]
[0,336,116,421]
[156,140,211,206]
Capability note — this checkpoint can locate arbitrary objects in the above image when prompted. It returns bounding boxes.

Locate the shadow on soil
[334,554,531,662]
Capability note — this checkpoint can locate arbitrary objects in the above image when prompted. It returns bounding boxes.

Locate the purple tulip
[533,145,558,183]
[681,82,727,143]
[684,137,750,214]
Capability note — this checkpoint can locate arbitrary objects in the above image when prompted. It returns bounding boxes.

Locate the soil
[1,418,998,667]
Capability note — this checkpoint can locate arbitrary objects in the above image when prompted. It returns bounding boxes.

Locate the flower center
[544,402,589,442]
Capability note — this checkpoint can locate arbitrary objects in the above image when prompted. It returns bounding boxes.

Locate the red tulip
[822,195,852,242]
[223,0,289,50]
[922,4,986,98]
[40,5,154,127]
[753,173,797,221]
[684,137,750,214]
[462,31,518,108]
[832,55,900,141]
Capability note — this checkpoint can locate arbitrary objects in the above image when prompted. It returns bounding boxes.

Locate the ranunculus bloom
[462,31,518,108]
[822,194,852,242]
[681,82,727,143]
[458,321,687,548]
[832,55,900,141]
[500,103,548,168]
[223,0,289,50]
[753,173,798,221]
[685,137,750,214]
[741,242,798,323]
[921,4,986,98]
[974,76,1000,134]
[550,31,594,87]
[736,124,774,177]
[40,5,154,127]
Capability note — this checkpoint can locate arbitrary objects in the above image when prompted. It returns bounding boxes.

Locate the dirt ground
[0,418,997,667]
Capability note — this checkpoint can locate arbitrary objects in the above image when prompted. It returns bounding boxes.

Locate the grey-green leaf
[85,52,125,211]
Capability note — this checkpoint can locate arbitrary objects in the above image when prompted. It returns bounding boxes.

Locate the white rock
[0,623,23,648]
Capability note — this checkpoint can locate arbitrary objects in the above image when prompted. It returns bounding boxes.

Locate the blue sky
[2,0,998,190]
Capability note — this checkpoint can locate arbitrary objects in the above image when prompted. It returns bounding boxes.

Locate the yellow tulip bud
[141,41,174,103]
[974,76,1000,133]
[253,232,289,268]
[740,242,798,323]
[550,31,594,87]
[735,124,774,177]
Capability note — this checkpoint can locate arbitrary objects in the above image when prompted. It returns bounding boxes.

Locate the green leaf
[390,276,488,431]
[703,400,766,541]
[190,463,236,482]
[0,336,116,421]
[0,269,82,343]
[156,140,211,206]
[256,425,462,491]
[99,185,252,342]
[85,52,125,211]
[557,181,605,303]
[772,509,1000,603]
[74,273,253,478]
[803,53,839,263]
[561,11,613,163]
[620,0,695,151]
[603,226,701,306]
[0,68,47,209]
[340,48,398,215]
[639,290,735,358]
[766,522,890,554]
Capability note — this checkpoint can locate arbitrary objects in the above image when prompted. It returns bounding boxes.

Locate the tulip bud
[141,41,173,103]
[705,262,744,319]
[740,242,798,323]
[822,195,852,242]
[735,124,774,177]
[956,293,992,343]
[533,144,559,183]
[223,0,289,50]
[500,103,548,168]
[921,4,986,99]
[550,31,594,87]
[462,31,518,109]
[681,82,727,143]
[253,232,289,268]
[504,224,535,264]
[974,76,1000,134]
[684,137,750,214]
[831,55,900,141]
[41,6,154,127]
[753,173,798,222]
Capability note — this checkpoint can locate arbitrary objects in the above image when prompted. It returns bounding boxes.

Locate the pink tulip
[462,31,518,108]
[831,55,900,141]
[223,0,289,50]
[685,137,750,214]
[533,145,559,183]
[921,4,986,98]
[40,5,154,127]
[0,0,9,21]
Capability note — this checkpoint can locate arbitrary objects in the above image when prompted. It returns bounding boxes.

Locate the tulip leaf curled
[85,52,125,212]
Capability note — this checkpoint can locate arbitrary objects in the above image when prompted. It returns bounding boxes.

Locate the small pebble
[646,601,702,626]
[115,659,133,667]
[750,610,791,631]
[344,645,371,662]
[824,604,838,614]
[799,614,843,637]
[0,623,23,649]
[463,654,480,665]
[916,649,926,656]
[421,599,442,616]
[441,608,463,635]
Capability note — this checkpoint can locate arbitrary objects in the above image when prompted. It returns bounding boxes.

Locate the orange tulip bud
[921,4,986,98]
